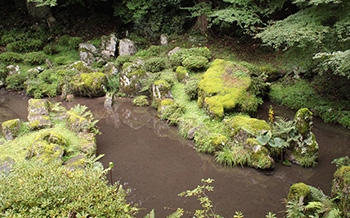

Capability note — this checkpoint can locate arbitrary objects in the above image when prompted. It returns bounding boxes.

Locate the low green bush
[0,160,138,217]
[5,73,26,91]
[144,57,166,73]
[23,52,46,65]
[133,95,149,106]
[182,55,208,71]
[184,79,198,100]
[0,52,23,63]
[6,39,43,52]
[43,44,60,55]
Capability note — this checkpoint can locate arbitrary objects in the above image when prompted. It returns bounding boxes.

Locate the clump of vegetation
[144,57,166,73]
[133,95,149,106]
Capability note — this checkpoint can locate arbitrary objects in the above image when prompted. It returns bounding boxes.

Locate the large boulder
[1,119,21,140]
[27,99,51,130]
[100,33,118,60]
[27,131,67,162]
[119,38,137,56]
[79,43,99,65]
[198,59,260,119]
[119,59,146,96]
[292,108,319,167]
[71,72,107,97]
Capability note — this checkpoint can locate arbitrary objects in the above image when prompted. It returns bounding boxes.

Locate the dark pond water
[1,89,349,218]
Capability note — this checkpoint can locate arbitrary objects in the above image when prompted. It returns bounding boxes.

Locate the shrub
[5,73,26,91]
[23,52,46,65]
[187,47,212,59]
[169,50,184,68]
[184,79,199,100]
[175,66,188,82]
[144,57,166,73]
[133,95,149,106]
[43,44,59,55]
[68,36,82,50]
[0,160,138,217]
[215,145,251,167]
[115,55,132,68]
[0,52,23,63]
[6,39,43,52]
[182,55,208,71]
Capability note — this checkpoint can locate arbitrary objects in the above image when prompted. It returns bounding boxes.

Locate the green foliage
[332,156,350,168]
[23,52,47,65]
[133,95,149,106]
[0,160,138,217]
[0,52,23,63]
[5,73,26,91]
[184,79,199,100]
[159,101,185,126]
[70,104,100,135]
[214,144,251,167]
[144,57,166,73]
[314,50,350,79]
[26,69,60,98]
[178,178,223,218]
[43,44,60,55]
[182,55,209,71]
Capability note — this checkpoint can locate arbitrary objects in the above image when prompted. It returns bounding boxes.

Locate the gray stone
[167,46,181,57]
[101,33,118,60]
[119,38,137,56]
[160,34,168,45]
[79,43,98,65]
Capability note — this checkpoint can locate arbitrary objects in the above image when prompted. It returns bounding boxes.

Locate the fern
[324,208,341,218]
[166,208,184,218]
[309,186,328,202]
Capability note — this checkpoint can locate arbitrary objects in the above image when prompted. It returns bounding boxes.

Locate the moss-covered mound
[198,59,260,119]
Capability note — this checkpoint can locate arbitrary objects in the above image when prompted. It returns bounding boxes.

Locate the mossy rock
[175,66,188,82]
[294,108,313,137]
[288,182,311,202]
[152,79,172,102]
[197,59,258,119]
[65,154,88,170]
[78,132,97,157]
[72,72,106,97]
[249,146,275,170]
[27,99,52,129]
[1,119,21,140]
[66,111,89,133]
[332,165,350,215]
[158,98,174,115]
[224,114,271,137]
[119,60,146,96]
[27,131,67,162]
[293,133,319,167]
[70,61,94,74]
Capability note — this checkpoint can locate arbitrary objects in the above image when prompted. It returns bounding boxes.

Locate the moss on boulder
[332,166,350,215]
[198,59,259,119]
[72,72,106,97]
[27,131,67,162]
[288,182,311,202]
[224,114,271,137]
[27,99,51,130]
[66,110,90,133]
[249,146,275,170]
[119,59,146,96]
[1,119,21,140]
[294,108,313,137]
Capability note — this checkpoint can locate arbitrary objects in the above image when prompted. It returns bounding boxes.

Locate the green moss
[224,114,271,137]
[294,108,313,136]
[250,146,274,169]
[198,59,255,118]
[1,119,21,139]
[133,95,149,106]
[71,61,93,74]
[175,66,188,82]
[288,182,311,202]
[160,98,174,107]
[334,166,350,178]
[154,79,171,89]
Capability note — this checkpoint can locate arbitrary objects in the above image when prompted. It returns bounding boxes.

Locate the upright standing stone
[160,34,168,46]
[100,33,118,60]
[79,43,98,66]
[119,39,137,56]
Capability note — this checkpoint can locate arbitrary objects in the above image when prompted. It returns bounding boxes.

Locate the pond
[1,89,349,217]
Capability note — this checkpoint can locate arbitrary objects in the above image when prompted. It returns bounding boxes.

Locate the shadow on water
[1,90,349,218]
